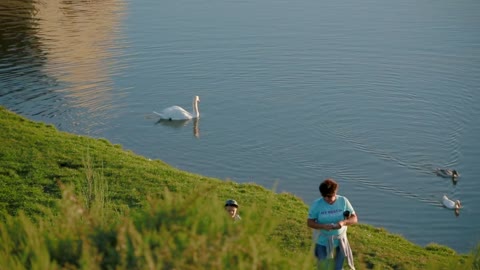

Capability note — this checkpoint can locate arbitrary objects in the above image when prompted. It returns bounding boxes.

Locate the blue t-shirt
[308,195,355,246]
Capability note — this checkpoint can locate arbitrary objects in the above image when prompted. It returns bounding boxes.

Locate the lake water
[1,0,479,253]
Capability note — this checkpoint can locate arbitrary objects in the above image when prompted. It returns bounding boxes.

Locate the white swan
[442,195,461,209]
[153,96,200,120]
[435,168,459,179]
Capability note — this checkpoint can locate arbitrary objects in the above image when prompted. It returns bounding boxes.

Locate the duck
[442,195,461,210]
[153,96,200,121]
[435,168,459,179]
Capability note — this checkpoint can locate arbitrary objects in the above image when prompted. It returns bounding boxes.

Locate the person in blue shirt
[307,178,358,270]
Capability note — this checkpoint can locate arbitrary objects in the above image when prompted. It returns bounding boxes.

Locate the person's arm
[336,197,358,228]
[337,213,358,228]
[307,218,336,230]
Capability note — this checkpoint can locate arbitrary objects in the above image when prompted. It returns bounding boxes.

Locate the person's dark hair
[319,178,338,197]
[224,199,239,208]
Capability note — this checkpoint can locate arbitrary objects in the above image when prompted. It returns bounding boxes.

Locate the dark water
[1,0,480,253]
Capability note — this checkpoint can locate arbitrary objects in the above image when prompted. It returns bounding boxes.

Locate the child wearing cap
[224,199,241,222]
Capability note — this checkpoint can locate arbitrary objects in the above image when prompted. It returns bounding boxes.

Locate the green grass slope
[0,106,478,269]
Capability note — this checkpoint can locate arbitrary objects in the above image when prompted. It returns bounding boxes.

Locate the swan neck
[193,98,200,118]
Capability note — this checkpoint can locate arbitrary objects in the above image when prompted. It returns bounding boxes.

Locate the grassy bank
[0,106,478,269]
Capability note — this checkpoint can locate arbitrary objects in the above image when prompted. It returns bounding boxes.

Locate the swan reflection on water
[155,118,200,138]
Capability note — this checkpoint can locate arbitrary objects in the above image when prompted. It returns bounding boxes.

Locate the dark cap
[225,199,239,207]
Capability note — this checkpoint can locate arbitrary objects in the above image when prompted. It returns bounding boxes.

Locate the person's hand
[325,223,335,230]
[327,223,339,230]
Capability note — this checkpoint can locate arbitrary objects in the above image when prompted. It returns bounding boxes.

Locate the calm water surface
[1,0,480,253]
